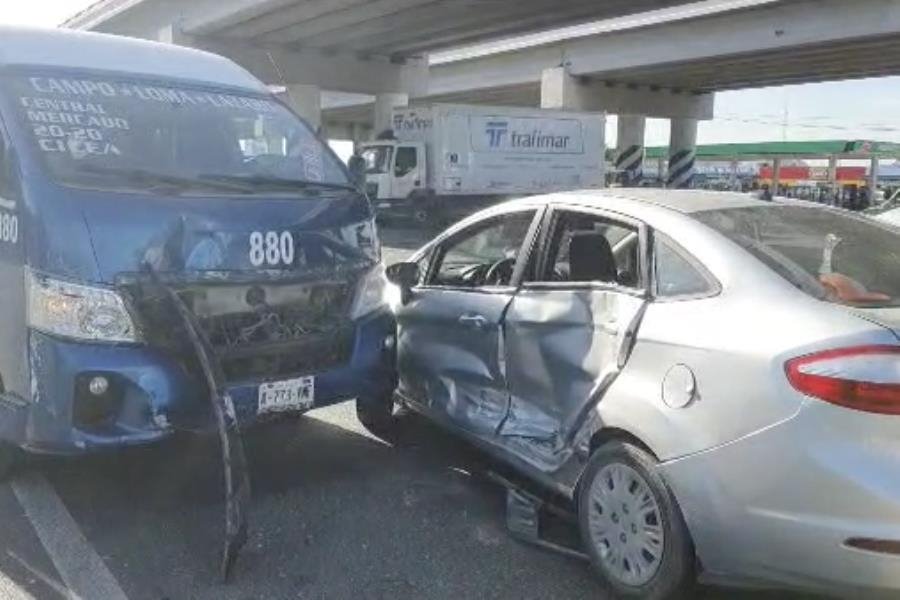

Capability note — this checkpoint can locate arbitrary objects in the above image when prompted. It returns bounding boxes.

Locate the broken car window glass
[697,205,900,307]
[3,73,349,194]
[430,210,536,287]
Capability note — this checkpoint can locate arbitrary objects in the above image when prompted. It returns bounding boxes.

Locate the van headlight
[27,271,139,343]
[349,263,387,320]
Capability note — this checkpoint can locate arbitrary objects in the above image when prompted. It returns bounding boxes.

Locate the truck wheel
[578,441,695,600]
[356,392,396,439]
[412,207,430,227]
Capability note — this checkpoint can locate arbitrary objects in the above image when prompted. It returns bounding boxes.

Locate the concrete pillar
[373,93,408,138]
[772,158,782,196]
[157,24,192,45]
[667,118,698,189]
[869,157,879,196]
[286,84,322,132]
[827,154,838,203]
[616,115,646,186]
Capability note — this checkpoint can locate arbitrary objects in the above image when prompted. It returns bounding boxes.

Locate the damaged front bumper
[10,309,395,455]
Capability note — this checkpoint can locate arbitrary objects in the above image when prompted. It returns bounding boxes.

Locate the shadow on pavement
[28,407,823,600]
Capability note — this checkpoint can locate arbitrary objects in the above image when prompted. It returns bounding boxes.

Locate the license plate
[258,376,314,414]
[377,202,392,209]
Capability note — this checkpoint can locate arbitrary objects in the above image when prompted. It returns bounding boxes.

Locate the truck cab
[361,141,427,221]
[0,27,396,467]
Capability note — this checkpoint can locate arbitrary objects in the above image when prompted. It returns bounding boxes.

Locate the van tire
[577,441,695,600]
[356,392,396,439]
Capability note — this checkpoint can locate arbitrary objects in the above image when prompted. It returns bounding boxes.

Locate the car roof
[547,188,769,214]
[0,26,267,93]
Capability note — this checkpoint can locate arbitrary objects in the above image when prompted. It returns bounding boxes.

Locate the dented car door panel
[501,288,646,460]
[396,287,514,435]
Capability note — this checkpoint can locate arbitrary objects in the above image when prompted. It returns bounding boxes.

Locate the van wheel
[356,392,396,439]
[578,441,695,600]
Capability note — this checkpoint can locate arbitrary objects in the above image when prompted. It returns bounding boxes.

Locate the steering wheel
[484,257,516,286]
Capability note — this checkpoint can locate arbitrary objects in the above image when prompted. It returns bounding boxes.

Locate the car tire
[578,441,695,600]
[355,392,396,439]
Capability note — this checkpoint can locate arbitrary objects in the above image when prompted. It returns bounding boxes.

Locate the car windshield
[361,145,393,174]
[1,72,350,195]
[696,205,900,307]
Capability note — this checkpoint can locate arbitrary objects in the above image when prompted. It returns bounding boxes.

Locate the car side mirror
[394,166,409,177]
[386,262,419,288]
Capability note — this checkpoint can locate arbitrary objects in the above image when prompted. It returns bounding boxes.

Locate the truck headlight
[27,271,139,343]
[349,263,387,320]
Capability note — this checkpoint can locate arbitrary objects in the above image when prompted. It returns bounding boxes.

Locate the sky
[3,0,899,151]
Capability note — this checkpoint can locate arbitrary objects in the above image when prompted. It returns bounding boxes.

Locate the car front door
[500,206,649,464]
[395,206,541,436]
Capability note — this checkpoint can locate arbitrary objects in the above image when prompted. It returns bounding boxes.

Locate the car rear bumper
[660,401,900,597]
[3,310,395,455]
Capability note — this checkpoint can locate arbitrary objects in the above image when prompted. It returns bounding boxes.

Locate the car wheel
[578,441,695,600]
[355,392,396,439]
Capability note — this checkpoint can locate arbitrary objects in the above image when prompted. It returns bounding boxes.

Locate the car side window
[395,147,417,176]
[653,234,716,298]
[533,210,642,288]
[429,210,536,288]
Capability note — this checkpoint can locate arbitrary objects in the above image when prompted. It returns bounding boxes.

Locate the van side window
[395,147,417,176]
[654,234,716,298]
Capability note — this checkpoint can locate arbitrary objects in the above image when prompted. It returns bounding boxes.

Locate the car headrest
[568,231,617,283]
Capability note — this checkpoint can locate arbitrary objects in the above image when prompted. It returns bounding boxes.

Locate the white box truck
[360,104,605,224]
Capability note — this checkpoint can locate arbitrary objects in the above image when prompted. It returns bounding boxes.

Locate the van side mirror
[386,262,419,289]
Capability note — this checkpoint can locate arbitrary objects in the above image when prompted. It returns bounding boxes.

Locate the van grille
[127,280,355,383]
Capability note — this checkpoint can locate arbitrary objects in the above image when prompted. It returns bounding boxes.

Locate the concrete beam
[191,37,428,95]
[428,0,900,99]
[540,67,713,120]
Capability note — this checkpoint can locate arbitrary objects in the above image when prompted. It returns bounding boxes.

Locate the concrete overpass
[65,0,900,187]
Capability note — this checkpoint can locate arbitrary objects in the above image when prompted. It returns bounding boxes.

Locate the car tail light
[785,346,900,415]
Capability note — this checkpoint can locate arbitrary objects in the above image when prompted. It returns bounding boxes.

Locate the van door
[391,144,422,200]
[500,206,648,455]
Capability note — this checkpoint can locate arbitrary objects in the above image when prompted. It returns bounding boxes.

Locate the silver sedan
[362,189,900,599]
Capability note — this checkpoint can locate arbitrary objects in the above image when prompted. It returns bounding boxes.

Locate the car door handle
[458,314,489,329]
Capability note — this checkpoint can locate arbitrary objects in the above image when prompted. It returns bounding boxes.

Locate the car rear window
[695,205,900,307]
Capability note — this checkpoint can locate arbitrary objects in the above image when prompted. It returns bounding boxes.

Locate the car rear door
[394,206,541,436]
[500,205,649,455]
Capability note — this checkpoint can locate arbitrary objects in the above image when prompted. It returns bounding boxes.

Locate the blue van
[0,27,396,473]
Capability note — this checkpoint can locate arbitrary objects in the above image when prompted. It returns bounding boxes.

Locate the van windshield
[1,72,350,195]
[696,205,900,308]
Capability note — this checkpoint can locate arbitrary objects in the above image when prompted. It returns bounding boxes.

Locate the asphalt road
[0,225,823,600]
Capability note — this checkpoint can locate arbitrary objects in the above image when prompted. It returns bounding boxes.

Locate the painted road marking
[0,196,15,211]
[11,473,129,600]
[0,566,35,600]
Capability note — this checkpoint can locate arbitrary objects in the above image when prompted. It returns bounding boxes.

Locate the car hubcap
[587,463,664,587]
